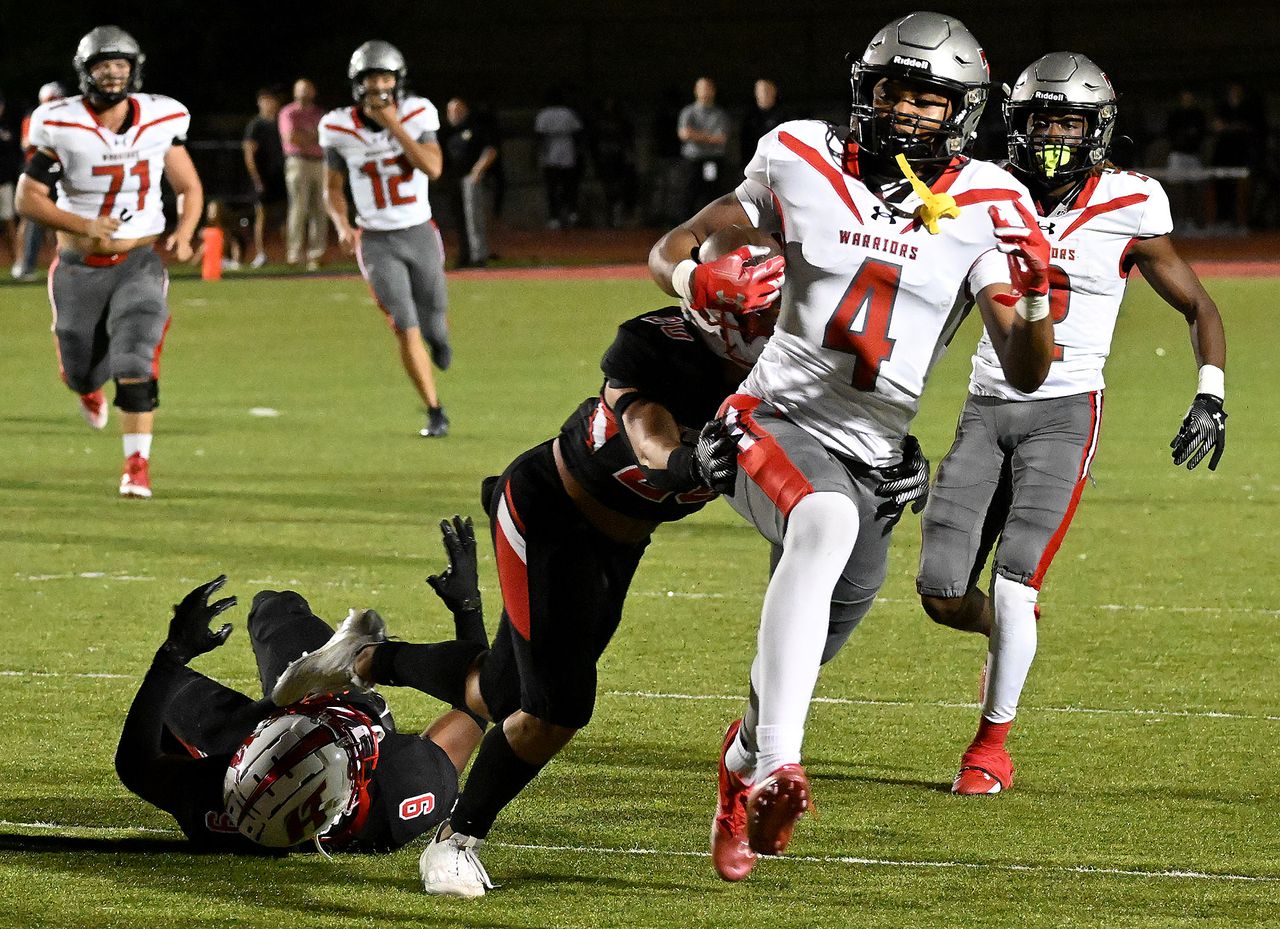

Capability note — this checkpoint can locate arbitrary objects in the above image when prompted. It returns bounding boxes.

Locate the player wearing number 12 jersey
[651,12,1057,879]
[320,41,452,438]
[916,53,1228,796]
[16,26,203,498]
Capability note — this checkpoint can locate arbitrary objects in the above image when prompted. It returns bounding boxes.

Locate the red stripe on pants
[721,393,814,518]
[1029,391,1102,590]
[495,496,531,640]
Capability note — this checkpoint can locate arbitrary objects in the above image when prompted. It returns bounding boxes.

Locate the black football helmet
[74,26,145,106]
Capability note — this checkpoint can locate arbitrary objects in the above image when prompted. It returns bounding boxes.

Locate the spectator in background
[1208,82,1265,231]
[739,79,783,166]
[677,76,730,217]
[589,96,638,228]
[1165,89,1208,229]
[0,95,20,269]
[441,97,498,268]
[278,78,327,270]
[534,88,583,229]
[12,81,65,280]
[242,88,286,268]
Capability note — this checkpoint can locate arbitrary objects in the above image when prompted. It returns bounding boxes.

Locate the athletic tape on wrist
[1015,292,1049,322]
[1197,364,1225,400]
[672,259,698,302]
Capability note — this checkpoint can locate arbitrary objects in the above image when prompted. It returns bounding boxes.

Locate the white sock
[725,656,762,782]
[752,492,861,776]
[124,434,153,460]
[981,575,1039,723]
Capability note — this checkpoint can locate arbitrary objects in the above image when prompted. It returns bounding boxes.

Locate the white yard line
[0,820,1273,883]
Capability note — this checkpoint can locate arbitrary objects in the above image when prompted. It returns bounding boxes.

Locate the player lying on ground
[915,52,1228,795]
[649,11,1055,880]
[114,520,487,852]
[269,226,929,896]
[15,26,203,498]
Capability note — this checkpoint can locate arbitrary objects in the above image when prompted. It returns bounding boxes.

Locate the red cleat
[952,744,1014,795]
[119,453,152,499]
[79,391,108,430]
[746,763,810,856]
[711,719,757,881]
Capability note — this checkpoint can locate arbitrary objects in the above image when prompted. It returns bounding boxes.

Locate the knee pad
[113,379,159,413]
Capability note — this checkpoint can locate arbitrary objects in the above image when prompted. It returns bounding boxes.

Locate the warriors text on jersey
[734,120,1036,466]
[319,97,439,231]
[26,94,191,240]
[557,307,743,521]
[969,168,1173,400]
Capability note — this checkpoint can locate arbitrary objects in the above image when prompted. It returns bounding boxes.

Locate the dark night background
[1,1,1277,225]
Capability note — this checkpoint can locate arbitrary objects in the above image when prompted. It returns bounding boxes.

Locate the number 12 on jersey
[823,257,901,391]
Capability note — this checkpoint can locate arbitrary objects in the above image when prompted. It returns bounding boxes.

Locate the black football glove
[427,515,482,616]
[875,434,930,525]
[690,419,739,496]
[1170,394,1227,471]
[161,575,236,664]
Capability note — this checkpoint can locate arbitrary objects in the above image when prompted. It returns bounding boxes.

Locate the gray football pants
[356,221,452,370]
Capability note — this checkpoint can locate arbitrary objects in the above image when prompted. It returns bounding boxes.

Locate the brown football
[697,224,783,265]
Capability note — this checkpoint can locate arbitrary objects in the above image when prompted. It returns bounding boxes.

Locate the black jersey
[558,307,742,521]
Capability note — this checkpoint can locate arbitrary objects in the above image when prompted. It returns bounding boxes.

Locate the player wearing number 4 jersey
[321,41,452,438]
[917,53,1228,795]
[651,11,1056,880]
[16,25,203,498]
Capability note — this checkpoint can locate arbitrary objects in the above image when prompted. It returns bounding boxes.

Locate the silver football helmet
[349,40,408,103]
[1005,52,1118,182]
[850,11,990,164]
[74,26,145,104]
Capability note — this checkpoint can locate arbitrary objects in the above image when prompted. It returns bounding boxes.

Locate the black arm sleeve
[23,149,62,189]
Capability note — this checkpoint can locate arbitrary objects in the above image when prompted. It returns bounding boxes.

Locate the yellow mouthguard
[895,153,960,234]
[1039,143,1072,178]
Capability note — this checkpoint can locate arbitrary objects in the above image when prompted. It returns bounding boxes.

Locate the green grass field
[1,268,1277,928]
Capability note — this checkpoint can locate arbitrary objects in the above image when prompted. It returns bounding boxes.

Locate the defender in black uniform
[115,525,487,854]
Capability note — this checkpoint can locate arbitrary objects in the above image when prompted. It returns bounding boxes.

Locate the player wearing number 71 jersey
[16,25,203,498]
[916,53,1228,795]
[650,11,1056,879]
[320,41,452,438]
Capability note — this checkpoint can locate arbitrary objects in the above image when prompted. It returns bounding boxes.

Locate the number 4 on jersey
[823,257,901,391]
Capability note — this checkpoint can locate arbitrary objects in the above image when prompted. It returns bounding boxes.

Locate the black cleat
[421,406,450,438]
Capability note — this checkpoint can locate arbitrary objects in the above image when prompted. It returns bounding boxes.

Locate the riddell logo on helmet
[1033,91,1068,101]
[892,55,932,71]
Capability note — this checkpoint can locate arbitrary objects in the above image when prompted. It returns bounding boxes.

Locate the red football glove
[688,245,785,313]
[988,202,1050,305]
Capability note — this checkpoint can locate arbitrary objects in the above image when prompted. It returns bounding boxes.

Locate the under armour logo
[1038,221,1056,234]
[870,206,898,224]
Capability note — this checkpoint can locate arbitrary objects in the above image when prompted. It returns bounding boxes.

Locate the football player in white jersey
[650,12,1056,879]
[15,26,202,498]
[916,53,1227,795]
[320,41,451,438]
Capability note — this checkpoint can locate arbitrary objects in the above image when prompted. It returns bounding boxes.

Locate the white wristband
[672,259,698,302]
[1197,364,1225,400]
[1015,292,1049,322]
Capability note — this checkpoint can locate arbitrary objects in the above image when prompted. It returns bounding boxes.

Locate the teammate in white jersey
[15,26,203,499]
[916,53,1227,795]
[650,12,1056,879]
[320,41,451,438]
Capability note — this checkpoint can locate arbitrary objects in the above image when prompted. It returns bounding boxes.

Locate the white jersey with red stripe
[320,97,439,231]
[26,94,191,240]
[969,168,1173,401]
[734,120,1035,466]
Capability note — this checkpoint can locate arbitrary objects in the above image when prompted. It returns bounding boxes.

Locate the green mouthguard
[1039,143,1073,178]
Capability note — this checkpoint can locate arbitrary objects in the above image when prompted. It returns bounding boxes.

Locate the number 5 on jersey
[823,257,901,391]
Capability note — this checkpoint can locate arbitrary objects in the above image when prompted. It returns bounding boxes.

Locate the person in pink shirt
[278,78,327,269]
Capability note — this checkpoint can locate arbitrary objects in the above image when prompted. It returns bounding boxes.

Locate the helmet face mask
[849,12,990,166]
[349,41,407,105]
[74,26,145,106]
[1005,52,1117,184]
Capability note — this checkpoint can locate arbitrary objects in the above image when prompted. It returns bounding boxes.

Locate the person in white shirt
[650,12,1057,880]
[16,25,202,499]
[320,41,451,438]
[916,53,1228,795]
[533,89,583,229]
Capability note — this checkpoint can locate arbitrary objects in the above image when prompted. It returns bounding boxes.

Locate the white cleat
[420,826,494,898]
[270,608,387,706]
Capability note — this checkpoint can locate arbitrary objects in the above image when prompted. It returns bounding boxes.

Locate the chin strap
[895,153,960,234]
